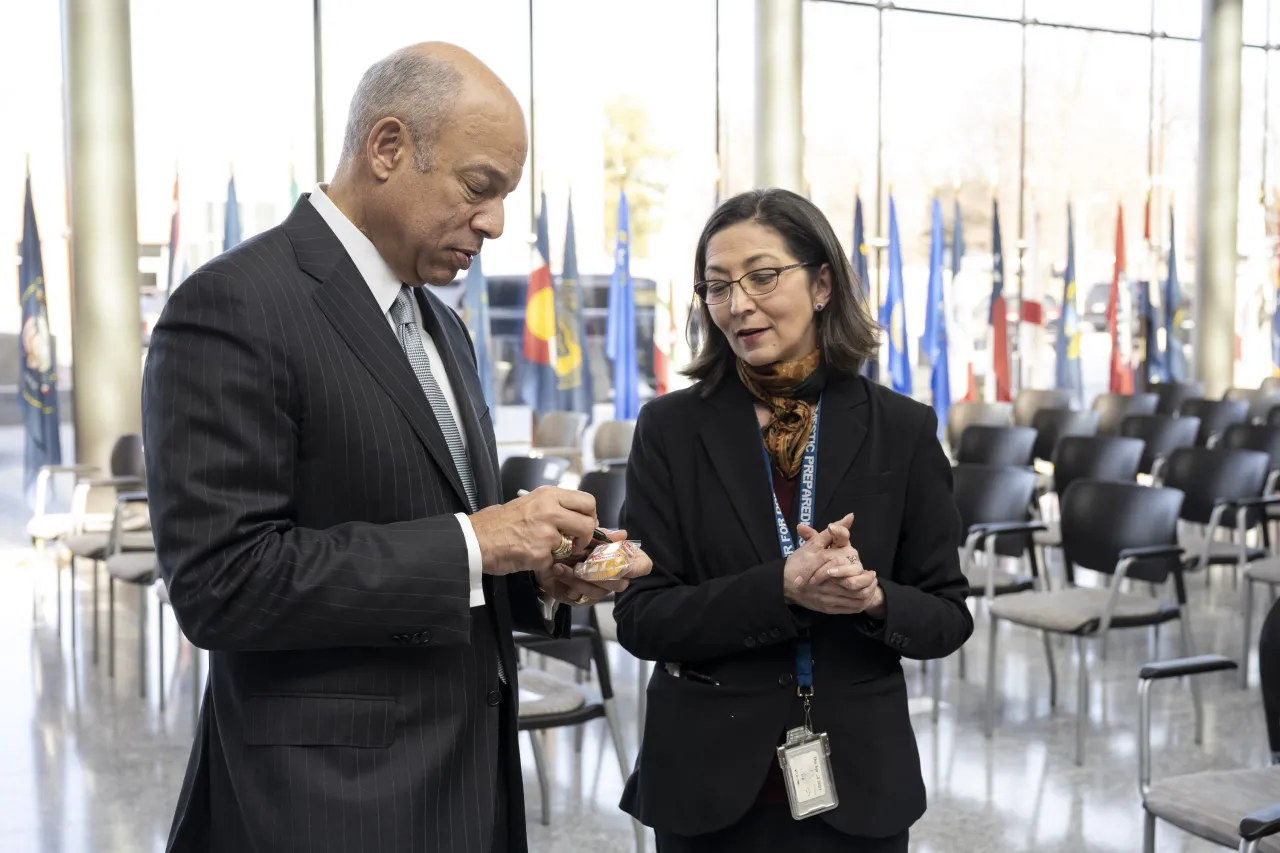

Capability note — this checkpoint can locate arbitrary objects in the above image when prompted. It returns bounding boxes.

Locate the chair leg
[1143,810,1156,853]
[92,559,100,666]
[68,554,77,656]
[528,730,551,826]
[636,659,649,748]
[603,699,644,853]
[931,654,943,723]
[1042,631,1057,709]
[1075,635,1089,766]
[984,615,999,738]
[1179,610,1205,745]
[56,547,63,638]
[1241,579,1255,689]
[138,585,147,699]
[158,600,166,712]
[108,576,116,678]
[32,539,43,624]
[957,643,967,681]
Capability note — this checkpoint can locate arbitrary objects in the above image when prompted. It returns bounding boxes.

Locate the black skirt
[654,805,909,853]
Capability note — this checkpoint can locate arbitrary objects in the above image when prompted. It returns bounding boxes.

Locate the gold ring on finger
[552,534,574,559]
[572,594,591,605]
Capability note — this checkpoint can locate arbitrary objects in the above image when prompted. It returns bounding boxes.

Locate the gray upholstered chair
[945,401,1013,454]
[592,419,636,468]
[531,411,589,472]
[103,491,159,696]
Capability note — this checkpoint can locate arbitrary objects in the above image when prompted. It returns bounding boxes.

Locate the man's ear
[367,117,407,181]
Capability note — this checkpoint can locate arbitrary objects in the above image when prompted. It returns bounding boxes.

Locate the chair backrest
[592,420,636,466]
[1269,404,1280,429]
[1179,397,1250,445]
[951,464,1037,557]
[946,402,1013,450]
[1160,447,1271,525]
[110,434,145,478]
[533,411,588,449]
[1092,392,1159,436]
[499,455,570,502]
[1051,435,1144,496]
[578,468,626,529]
[1030,408,1099,463]
[1262,376,1280,396]
[1224,387,1255,403]
[1247,390,1280,424]
[1060,481,1184,585]
[1152,380,1205,415]
[1013,388,1075,427]
[955,425,1037,467]
[1219,423,1280,475]
[1120,414,1201,475]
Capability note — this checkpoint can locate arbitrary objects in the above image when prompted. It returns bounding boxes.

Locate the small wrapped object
[573,539,642,581]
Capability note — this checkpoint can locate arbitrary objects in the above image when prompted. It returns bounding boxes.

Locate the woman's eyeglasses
[694,263,815,305]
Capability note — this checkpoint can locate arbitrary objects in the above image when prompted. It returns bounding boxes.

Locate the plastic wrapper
[573,539,642,581]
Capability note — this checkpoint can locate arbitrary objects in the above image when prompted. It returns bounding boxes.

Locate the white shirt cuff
[539,592,558,623]
[455,513,486,608]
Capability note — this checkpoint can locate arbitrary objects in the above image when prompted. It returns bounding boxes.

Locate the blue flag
[18,172,63,507]
[1137,277,1167,384]
[879,196,911,394]
[1164,208,1188,382]
[555,196,594,419]
[606,191,640,420]
[1056,203,1084,405]
[853,194,878,381]
[922,198,950,433]
[461,254,495,411]
[224,174,241,252]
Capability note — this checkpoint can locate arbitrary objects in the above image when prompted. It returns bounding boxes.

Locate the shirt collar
[308,183,403,316]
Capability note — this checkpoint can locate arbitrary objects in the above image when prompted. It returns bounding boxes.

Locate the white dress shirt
[309,184,488,607]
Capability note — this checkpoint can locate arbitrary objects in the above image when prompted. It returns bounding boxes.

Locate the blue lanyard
[761,399,821,695]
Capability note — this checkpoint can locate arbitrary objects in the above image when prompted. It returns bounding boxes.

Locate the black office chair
[946,401,1013,453]
[955,425,1037,467]
[1029,408,1099,465]
[1161,448,1272,584]
[1013,388,1076,427]
[1093,392,1159,436]
[1269,405,1280,429]
[500,455,571,502]
[1136,596,1280,852]
[986,481,1193,765]
[1180,398,1250,446]
[578,468,626,530]
[1120,414,1202,478]
[1034,436,1145,551]
[1220,423,1280,478]
[1152,380,1205,416]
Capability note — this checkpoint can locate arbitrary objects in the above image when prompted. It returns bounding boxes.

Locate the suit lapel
[814,375,869,522]
[414,287,501,508]
[700,377,779,563]
[301,238,471,510]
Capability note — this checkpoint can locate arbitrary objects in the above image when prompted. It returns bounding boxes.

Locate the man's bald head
[339,42,515,173]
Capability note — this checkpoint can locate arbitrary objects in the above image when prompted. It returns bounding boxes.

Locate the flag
[853,193,878,381]
[1138,276,1167,384]
[921,198,950,434]
[879,196,911,394]
[1056,203,1084,405]
[461,253,495,411]
[519,191,558,414]
[554,195,593,418]
[1020,194,1051,388]
[17,170,62,508]
[653,279,675,396]
[1107,204,1134,393]
[606,191,641,420]
[166,169,181,295]
[223,173,241,252]
[1164,207,1188,381]
[989,199,1011,402]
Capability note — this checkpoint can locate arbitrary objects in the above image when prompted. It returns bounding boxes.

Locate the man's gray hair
[340,49,465,172]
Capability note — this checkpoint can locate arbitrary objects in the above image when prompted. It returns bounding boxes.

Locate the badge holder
[776,645,839,820]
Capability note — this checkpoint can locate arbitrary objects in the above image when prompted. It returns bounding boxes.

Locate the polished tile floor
[0,538,1273,853]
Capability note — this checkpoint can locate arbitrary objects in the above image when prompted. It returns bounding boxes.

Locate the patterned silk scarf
[736,349,825,479]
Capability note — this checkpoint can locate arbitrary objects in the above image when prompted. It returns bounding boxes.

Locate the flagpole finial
[25,151,30,176]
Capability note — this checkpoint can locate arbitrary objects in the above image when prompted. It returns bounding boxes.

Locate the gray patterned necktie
[390,287,479,513]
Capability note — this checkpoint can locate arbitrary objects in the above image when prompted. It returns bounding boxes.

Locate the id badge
[775,725,839,820]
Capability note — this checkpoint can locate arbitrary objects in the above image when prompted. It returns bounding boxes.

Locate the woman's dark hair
[683,188,880,393]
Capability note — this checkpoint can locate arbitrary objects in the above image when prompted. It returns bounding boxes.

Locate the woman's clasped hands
[781,513,886,618]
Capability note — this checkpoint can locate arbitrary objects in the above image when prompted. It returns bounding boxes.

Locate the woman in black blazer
[613,189,973,852]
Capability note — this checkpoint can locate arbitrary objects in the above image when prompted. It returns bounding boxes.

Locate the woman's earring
[815,302,824,312]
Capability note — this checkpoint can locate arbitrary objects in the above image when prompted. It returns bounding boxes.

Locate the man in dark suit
[142,42,642,853]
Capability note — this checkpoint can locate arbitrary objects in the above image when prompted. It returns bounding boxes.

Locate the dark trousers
[1260,594,1280,759]
[655,805,909,853]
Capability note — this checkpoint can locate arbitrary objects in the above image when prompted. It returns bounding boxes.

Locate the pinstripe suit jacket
[142,198,565,853]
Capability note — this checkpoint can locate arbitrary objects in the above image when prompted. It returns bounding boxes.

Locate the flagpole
[1014,0,1028,394]
[873,2,885,328]
[714,0,722,203]
[313,0,325,182]
[528,0,537,229]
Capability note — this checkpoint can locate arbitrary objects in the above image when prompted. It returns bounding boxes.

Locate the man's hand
[469,486,597,575]
[532,527,653,606]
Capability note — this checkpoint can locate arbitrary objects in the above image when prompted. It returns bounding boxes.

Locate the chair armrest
[595,457,628,468]
[970,520,1048,537]
[40,464,99,476]
[1218,495,1280,511]
[81,475,144,489]
[1240,802,1280,843]
[1119,545,1186,564]
[1139,654,1237,681]
[116,491,149,505]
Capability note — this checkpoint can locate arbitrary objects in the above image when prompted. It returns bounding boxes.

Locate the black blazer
[142,198,566,853]
[613,371,971,839]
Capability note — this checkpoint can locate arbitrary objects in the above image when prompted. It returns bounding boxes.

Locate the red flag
[990,200,1011,401]
[654,345,669,396]
[1107,204,1133,393]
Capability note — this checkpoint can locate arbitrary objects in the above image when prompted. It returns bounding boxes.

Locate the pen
[682,669,720,687]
